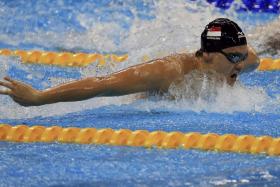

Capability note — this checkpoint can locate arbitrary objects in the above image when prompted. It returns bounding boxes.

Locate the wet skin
[0,45,259,107]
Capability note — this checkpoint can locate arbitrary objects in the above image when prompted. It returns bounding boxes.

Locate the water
[0,0,279,186]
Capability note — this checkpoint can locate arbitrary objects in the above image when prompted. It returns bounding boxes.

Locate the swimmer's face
[202,45,248,86]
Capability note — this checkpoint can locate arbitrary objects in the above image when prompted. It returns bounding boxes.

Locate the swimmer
[0,18,259,107]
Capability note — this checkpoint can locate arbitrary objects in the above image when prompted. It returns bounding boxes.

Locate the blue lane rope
[205,0,280,13]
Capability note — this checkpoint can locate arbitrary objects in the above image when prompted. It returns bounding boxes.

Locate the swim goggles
[219,51,248,64]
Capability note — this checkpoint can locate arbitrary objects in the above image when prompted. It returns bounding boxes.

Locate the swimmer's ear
[202,52,213,64]
[195,49,203,58]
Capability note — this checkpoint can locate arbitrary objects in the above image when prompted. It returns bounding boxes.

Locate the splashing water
[132,70,269,114]
[0,0,279,119]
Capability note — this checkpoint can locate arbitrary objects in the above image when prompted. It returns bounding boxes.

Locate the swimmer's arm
[242,46,260,73]
[40,61,170,104]
[0,60,172,106]
[40,60,168,101]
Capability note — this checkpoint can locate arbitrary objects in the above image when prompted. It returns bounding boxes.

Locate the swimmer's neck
[181,52,201,74]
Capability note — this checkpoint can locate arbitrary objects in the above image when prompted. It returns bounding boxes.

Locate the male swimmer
[0,18,259,107]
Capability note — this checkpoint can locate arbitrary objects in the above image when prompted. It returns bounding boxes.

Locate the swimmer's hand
[0,77,42,107]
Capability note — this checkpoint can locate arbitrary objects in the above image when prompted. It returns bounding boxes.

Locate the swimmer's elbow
[251,58,260,70]
[241,50,260,74]
[255,58,261,69]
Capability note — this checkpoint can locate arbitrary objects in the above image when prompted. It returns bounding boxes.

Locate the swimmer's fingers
[4,76,19,85]
[0,89,12,96]
[0,80,14,90]
[4,77,30,88]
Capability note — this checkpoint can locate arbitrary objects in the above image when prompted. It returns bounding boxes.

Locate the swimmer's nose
[234,62,244,73]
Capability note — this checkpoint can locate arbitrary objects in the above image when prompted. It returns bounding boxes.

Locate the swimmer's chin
[227,74,238,86]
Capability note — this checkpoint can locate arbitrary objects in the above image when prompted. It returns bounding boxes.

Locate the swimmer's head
[200,18,247,53]
[196,18,248,85]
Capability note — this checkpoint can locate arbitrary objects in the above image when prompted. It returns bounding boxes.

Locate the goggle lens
[220,51,248,64]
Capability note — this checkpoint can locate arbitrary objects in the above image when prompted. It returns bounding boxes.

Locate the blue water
[0,0,280,186]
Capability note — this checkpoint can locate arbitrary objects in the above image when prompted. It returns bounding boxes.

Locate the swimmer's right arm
[0,59,176,106]
[242,46,260,73]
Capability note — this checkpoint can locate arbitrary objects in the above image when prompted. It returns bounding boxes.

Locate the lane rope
[258,58,280,71]
[0,49,128,67]
[1,124,280,156]
[0,49,279,70]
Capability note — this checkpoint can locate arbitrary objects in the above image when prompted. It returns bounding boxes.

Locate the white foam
[260,171,275,181]
[248,16,280,57]
[210,179,237,185]
[132,71,269,114]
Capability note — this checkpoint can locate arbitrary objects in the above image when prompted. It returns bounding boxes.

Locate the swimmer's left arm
[0,59,172,106]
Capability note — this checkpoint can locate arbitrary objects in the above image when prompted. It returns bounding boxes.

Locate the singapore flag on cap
[207,26,221,38]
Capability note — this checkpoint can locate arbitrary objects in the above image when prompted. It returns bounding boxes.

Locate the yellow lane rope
[0,49,128,67]
[1,124,280,156]
[258,58,280,71]
[0,49,279,70]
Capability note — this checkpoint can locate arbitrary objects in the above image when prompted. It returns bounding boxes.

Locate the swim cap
[200,18,247,52]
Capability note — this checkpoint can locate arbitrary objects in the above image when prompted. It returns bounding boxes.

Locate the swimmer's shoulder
[162,52,195,64]
[155,52,197,78]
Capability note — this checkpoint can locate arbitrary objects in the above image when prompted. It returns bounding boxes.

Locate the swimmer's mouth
[230,73,237,79]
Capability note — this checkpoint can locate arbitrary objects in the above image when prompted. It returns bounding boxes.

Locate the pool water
[0,0,279,186]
